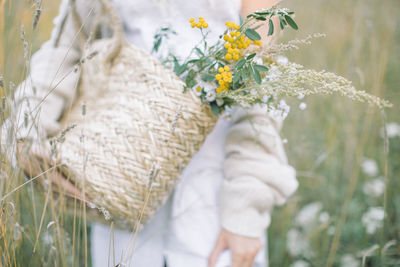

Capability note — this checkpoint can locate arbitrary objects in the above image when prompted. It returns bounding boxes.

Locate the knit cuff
[219,178,273,238]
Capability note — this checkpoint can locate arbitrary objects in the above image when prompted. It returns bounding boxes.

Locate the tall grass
[269,0,400,266]
[1,1,91,266]
[1,0,399,266]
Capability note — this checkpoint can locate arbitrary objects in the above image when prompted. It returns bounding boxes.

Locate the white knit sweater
[2,0,298,238]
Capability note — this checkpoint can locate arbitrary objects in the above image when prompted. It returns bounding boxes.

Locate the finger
[231,252,246,267]
[30,142,51,163]
[208,234,227,267]
[48,171,88,201]
[232,250,259,267]
[17,145,43,178]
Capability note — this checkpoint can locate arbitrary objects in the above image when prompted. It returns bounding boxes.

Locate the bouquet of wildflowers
[153,4,391,116]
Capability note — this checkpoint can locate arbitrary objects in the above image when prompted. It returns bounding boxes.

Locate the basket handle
[69,0,125,65]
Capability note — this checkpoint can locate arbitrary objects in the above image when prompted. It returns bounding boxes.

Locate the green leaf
[195,47,204,56]
[152,38,161,53]
[241,67,249,79]
[239,15,244,26]
[201,73,215,82]
[255,10,270,16]
[246,53,257,60]
[284,15,298,30]
[268,19,274,36]
[254,64,269,72]
[187,59,200,64]
[173,56,180,74]
[255,16,267,21]
[244,28,261,41]
[236,59,246,69]
[279,16,286,30]
[232,71,242,84]
[210,102,220,116]
[176,63,187,75]
[185,70,197,88]
[251,65,262,84]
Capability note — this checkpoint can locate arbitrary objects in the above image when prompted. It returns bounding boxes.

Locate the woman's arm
[1,0,99,164]
[209,1,298,266]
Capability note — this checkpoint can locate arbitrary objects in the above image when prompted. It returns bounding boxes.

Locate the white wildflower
[299,102,307,110]
[295,202,322,230]
[272,109,282,118]
[286,229,312,257]
[192,86,202,96]
[340,254,359,267]
[290,260,310,267]
[280,100,290,116]
[361,206,385,235]
[282,138,288,144]
[216,98,224,106]
[363,178,385,198]
[254,56,263,65]
[261,95,271,103]
[250,89,258,95]
[381,122,400,138]
[328,226,336,235]
[266,65,281,81]
[42,232,54,245]
[297,93,305,100]
[206,90,216,102]
[202,84,214,92]
[13,222,23,241]
[275,55,289,65]
[318,211,330,224]
[272,99,291,119]
[361,158,378,177]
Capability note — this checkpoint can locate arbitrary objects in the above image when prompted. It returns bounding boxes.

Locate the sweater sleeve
[220,105,298,238]
[1,0,99,164]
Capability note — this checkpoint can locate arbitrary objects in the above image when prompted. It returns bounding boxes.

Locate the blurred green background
[1,0,399,266]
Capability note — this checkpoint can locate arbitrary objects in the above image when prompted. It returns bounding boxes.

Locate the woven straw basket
[56,0,217,229]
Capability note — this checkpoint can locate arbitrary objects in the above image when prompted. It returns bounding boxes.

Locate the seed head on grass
[32,0,42,30]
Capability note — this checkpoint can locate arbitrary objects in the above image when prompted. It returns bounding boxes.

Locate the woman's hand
[17,141,87,201]
[208,228,262,267]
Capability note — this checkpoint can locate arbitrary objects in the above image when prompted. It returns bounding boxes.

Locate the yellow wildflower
[253,40,263,46]
[189,17,209,29]
[225,53,232,60]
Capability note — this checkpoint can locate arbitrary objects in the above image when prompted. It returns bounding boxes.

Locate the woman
[2,0,298,266]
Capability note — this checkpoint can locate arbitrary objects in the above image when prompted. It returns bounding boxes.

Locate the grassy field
[1,0,399,266]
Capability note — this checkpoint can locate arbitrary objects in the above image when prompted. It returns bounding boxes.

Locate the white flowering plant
[152,4,391,116]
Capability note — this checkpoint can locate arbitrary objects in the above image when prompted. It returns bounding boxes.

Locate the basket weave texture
[58,1,217,229]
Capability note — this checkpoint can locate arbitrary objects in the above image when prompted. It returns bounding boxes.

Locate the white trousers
[91,118,268,267]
